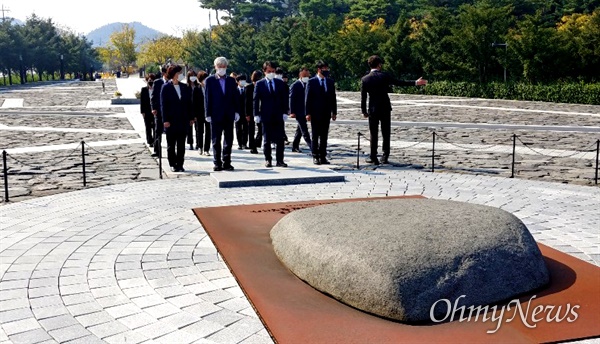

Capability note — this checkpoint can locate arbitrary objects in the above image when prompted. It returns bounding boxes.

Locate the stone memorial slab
[210,168,345,188]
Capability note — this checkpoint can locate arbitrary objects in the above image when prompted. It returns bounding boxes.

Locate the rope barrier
[6,143,82,168]
[435,135,511,151]
[515,136,597,158]
[83,142,149,159]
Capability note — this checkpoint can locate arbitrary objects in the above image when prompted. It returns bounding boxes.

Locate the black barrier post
[357,133,361,169]
[158,137,163,179]
[81,141,87,187]
[431,132,436,173]
[595,139,599,185]
[2,150,8,202]
[511,134,517,178]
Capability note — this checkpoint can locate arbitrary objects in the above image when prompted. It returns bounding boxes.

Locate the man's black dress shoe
[276,162,288,167]
[213,165,223,171]
[366,157,380,165]
[292,148,302,153]
[170,167,177,172]
[320,158,330,165]
[250,149,259,154]
[313,158,321,165]
[223,164,234,171]
[265,161,273,168]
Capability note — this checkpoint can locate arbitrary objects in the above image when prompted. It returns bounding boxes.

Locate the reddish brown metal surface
[193,197,600,344]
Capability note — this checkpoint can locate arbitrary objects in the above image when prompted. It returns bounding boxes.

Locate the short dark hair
[368,55,384,69]
[262,61,277,71]
[161,65,168,74]
[197,70,208,82]
[316,60,328,70]
[299,67,310,73]
[251,70,263,82]
[146,73,156,82]
[236,74,247,82]
[166,65,182,80]
[275,67,284,75]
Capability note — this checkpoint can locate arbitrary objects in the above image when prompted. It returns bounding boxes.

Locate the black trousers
[202,122,211,152]
[262,121,285,163]
[292,118,312,151]
[247,118,256,150]
[235,116,248,147]
[153,114,164,155]
[311,117,331,159]
[255,122,263,148]
[186,124,194,146]
[166,130,187,168]
[211,120,234,166]
[368,113,391,159]
[143,113,155,145]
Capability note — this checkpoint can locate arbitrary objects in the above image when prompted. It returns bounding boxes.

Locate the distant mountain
[86,22,165,47]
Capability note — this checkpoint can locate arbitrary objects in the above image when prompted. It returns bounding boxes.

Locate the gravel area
[0,112,133,130]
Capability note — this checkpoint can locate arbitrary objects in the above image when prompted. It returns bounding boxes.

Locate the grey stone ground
[0,78,599,343]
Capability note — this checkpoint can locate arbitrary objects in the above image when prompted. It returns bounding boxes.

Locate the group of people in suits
[140,54,426,172]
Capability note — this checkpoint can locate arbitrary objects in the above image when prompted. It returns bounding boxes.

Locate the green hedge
[336,79,600,105]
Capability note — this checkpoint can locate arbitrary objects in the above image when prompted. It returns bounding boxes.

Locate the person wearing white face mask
[253,61,289,168]
[195,71,211,155]
[160,64,193,172]
[289,67,312,154]
[234,74,249,150]
[186,70,199,150]
[204,56,241,171]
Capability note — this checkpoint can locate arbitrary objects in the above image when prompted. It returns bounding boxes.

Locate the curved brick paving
[1,170,599,343]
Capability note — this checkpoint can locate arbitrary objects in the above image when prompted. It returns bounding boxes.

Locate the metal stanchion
[357,132,361,169]
[511,134,517,178]
[431,132,436,173]
[595,139,599,185]
[81,141,86,187]
[2,150,8,202]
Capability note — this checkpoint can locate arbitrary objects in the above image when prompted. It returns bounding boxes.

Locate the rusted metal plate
[193,197,600,344]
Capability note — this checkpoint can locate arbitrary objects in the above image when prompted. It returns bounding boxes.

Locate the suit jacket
[151,77,166,115]
[289,80,307,118]
[244,83,254,120]
[191,85,205,123]
[160,81,192,133]
[140,86,151,115]
[253,78,289,123]
[361,70,414,116]
[236,87,247,117]
[305,76,337,120]
[204,75,240,123]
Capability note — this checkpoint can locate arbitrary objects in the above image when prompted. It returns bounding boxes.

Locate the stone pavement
[1,170,599,344]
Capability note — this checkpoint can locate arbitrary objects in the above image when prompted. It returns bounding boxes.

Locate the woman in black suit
[140,73,156,147]
[160,65,193,172]
[197,71,211,156]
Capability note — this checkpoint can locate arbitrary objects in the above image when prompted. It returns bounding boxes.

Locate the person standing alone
[289,67,312,153]
[360,55,427,165]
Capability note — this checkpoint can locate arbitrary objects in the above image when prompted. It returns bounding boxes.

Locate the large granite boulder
[270,199,550,322]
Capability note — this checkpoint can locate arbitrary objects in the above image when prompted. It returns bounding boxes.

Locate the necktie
[269,81,274,93]
[320,78,326,92]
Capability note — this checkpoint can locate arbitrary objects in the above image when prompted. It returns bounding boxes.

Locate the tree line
[0,14,100,85]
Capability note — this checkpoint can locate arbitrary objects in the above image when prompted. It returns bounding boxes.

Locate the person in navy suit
[204,57,241,171]
[305,60,337,165]
[289,67,312,153]
[253,61,289,167]
[361,55,427,165]
[150,65,168,158]
[140,73,156,147]
[161,64,193,172]
[235,74,249,150]
[249,70,262,153]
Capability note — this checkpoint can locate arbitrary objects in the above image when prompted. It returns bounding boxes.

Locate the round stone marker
[270,199,550,322]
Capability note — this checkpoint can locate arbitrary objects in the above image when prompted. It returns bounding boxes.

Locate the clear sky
[1,0,212,36]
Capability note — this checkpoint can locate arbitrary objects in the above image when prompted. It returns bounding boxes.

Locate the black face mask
[148,81,154,87]
[321,70,330,78]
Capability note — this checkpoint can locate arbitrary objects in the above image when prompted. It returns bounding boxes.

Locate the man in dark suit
[290,67,312,153]
[204,57,241,171]
[151,65,168,157]
[247,70,262,154]
[305,60,337,165]
[140,73,156,146]
[254,61,289,168]
[161,65,193,172]
[361,55,427,165]
[235,74,249,150]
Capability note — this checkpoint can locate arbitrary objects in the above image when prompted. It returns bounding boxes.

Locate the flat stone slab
[211,168,345,187]
[1,98,24,108]
[110,98,140,105]
[271,198,550,322]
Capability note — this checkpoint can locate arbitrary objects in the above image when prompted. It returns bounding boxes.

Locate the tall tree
[109,24,137,71]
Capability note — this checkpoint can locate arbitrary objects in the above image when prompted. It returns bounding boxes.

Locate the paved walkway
[1,171,599,344]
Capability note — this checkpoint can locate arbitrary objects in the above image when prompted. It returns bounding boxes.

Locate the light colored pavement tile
[104,330,149,344]
[105,303,142,319]
[7,328,53,344]
[181,320,224,339]
[47,324,90,343]
[155,329,202,344]
[0,308,34,323]
[87,321,129,339]
[75,311,114,328]
[63,334,105,344]
[166,294,202,308]
[201,309,244,327]
[39,314,79,331]
[134,322,177,340]
[143,303,180,319]
[205,318,264,344]
[31,305,69,320]
[2,318,40,336]
[160,312,202,329]
[131,294,166,309]
[117,312,157,330]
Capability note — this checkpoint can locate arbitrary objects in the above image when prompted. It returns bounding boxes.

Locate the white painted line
[392,101,600,117]
[1,99,24,108]
[336,97,360,104]
[5,138,145,155]
[86,100,112,108]
[0,125,137,134]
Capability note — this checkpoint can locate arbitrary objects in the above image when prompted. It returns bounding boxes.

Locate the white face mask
[301,77,309,83]
[190,76,198,82]
[216,68,227,76]
[240,80,247,87]
[177,74,185,82]
[266,73,275,80]
[275,74,283,80]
